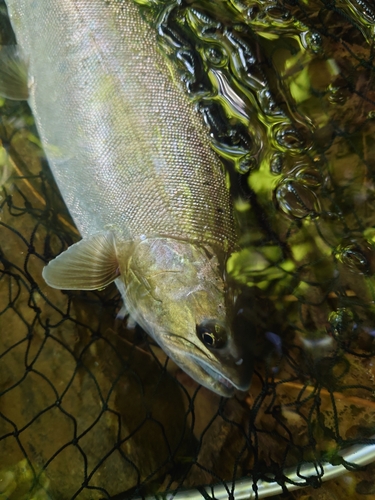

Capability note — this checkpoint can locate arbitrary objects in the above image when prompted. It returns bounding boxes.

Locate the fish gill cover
[1,0,375,499]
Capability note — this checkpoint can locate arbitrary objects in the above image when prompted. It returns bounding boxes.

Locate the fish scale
[7,0,236,251]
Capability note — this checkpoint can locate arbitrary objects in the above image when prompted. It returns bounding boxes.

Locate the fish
[2,0,253,397]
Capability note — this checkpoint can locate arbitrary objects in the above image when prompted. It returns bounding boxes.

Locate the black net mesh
[1,0,375,499]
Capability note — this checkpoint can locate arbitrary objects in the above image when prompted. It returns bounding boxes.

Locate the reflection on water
[1,0,375,498]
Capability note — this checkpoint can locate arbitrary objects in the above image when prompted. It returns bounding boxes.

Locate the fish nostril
[196,320,227,349]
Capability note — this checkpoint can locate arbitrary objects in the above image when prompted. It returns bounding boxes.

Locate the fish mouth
[195,358,236,397]
[158,332,247,397]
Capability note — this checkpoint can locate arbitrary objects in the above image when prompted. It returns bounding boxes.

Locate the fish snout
[214,344,253,392]
[195,318,254,393]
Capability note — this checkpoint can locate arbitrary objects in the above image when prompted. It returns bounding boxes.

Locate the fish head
[119,237,253,397]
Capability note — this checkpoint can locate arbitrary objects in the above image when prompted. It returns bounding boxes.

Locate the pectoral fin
[42,232,119,290]
[0,46,29,100]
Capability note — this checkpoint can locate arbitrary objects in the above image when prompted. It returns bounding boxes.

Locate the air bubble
[305,31,322,52]
[205,45,227,66]
[238,154,256,174]
[295,167,322,187]
[265,6,291,22]
[245,6,259,21]
[275,180,321,218]
[334,242,371,275]
[270,153,283,174]
[259,89,281,116]
[275,126,302,151]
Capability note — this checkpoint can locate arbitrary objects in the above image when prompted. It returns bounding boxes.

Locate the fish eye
[196,320,227,349]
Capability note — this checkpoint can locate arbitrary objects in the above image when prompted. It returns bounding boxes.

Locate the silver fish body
[5,0,253,396]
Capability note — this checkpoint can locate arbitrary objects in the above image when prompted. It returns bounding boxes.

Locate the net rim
[137,437,375,499]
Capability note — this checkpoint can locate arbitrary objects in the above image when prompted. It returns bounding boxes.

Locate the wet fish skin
[4,0,253,396]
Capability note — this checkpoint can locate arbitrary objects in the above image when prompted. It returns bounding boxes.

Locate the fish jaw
[118,236,253,397]
[159,337,253,397]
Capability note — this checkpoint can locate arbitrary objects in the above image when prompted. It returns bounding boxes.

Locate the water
[1,0,375,498]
